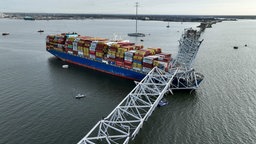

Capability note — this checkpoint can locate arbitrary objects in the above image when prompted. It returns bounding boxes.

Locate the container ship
[46,33,172,81]
[46,30,204,89]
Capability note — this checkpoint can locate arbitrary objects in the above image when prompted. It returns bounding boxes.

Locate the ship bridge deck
[78,67,178,144]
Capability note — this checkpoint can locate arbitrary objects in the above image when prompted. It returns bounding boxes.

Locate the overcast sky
[0,0,255,15]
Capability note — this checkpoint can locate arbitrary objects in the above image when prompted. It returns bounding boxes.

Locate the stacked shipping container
[46,33,173,73]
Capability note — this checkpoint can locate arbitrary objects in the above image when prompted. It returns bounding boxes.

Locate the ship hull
[47,50,203,90]
[47,49,146,81]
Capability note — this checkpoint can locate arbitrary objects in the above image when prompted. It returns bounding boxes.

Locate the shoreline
[1,12,247,22]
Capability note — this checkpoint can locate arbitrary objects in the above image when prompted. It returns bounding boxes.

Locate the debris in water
[62,65,69,68]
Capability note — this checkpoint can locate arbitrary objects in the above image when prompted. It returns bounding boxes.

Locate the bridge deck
[78,67,178,144]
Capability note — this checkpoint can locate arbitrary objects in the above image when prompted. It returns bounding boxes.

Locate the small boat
[2,32,10,36]
[233,46,238,49]
[128,32,145,37]
[158,98,169,107]
[166,22,170,28]
[38,30,44,33]
[62,65,69,68]
[75,94,86,99]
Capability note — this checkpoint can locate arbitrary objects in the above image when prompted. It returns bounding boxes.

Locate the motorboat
[75,94,86,99]
[158,98,169,107]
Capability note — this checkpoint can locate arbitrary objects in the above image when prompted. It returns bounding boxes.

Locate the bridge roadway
[78,67,178,144]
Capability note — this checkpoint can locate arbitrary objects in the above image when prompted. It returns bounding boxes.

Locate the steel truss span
[78,67,178,144]
[170,28,204,90]
[78,28,204,144]
[173,28,203,69]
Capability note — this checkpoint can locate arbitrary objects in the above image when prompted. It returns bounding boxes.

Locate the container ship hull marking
[47,49,146,81]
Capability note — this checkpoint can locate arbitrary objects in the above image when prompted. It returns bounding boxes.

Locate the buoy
[245,44,247,47]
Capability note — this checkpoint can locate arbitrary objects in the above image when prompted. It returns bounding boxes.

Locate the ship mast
[135,2,138,33]
[127,2,145,37]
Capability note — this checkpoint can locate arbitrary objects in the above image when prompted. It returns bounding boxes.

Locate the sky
[0,0,255,15]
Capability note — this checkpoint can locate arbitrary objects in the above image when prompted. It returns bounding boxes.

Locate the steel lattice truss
[169,28,204,90]
[78,67,178,144]
[173,28,203,69]
[169,68,204,90]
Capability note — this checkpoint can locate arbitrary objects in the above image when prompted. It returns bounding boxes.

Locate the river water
[0,19,256,144]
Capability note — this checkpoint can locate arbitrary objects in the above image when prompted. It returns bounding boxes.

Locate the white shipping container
[57,44,63,48]
[107,54,115,59]
[142,67,152,73]
[89,41,98,50]
[133,67,142,71]
[124,57,133,62]
[106,42,117,46]
[89,46,96,51]
[73,42,78,51]
[143,55,159,64]
[125,50,136,57]
[67,51,73,55]
[90,54,95,59]
[78,51,84,57]
[155,61,168,71]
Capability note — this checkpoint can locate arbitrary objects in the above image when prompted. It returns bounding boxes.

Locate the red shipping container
[65,41,73,45]
[108,57,116,62]
[115,57,124,62]
[118,42,135,46]
[77,43,84,47]
[143,63,153,68]
[124,61,132,65]
[116,61,124,67]
[89,50,96,54]
[124,65,132,69]
[135,45,143,50]
[64,48,69,52]
[96,49,104,53]
[73,51,78,55]
[96,45,104,50]
[157,53,172,59]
